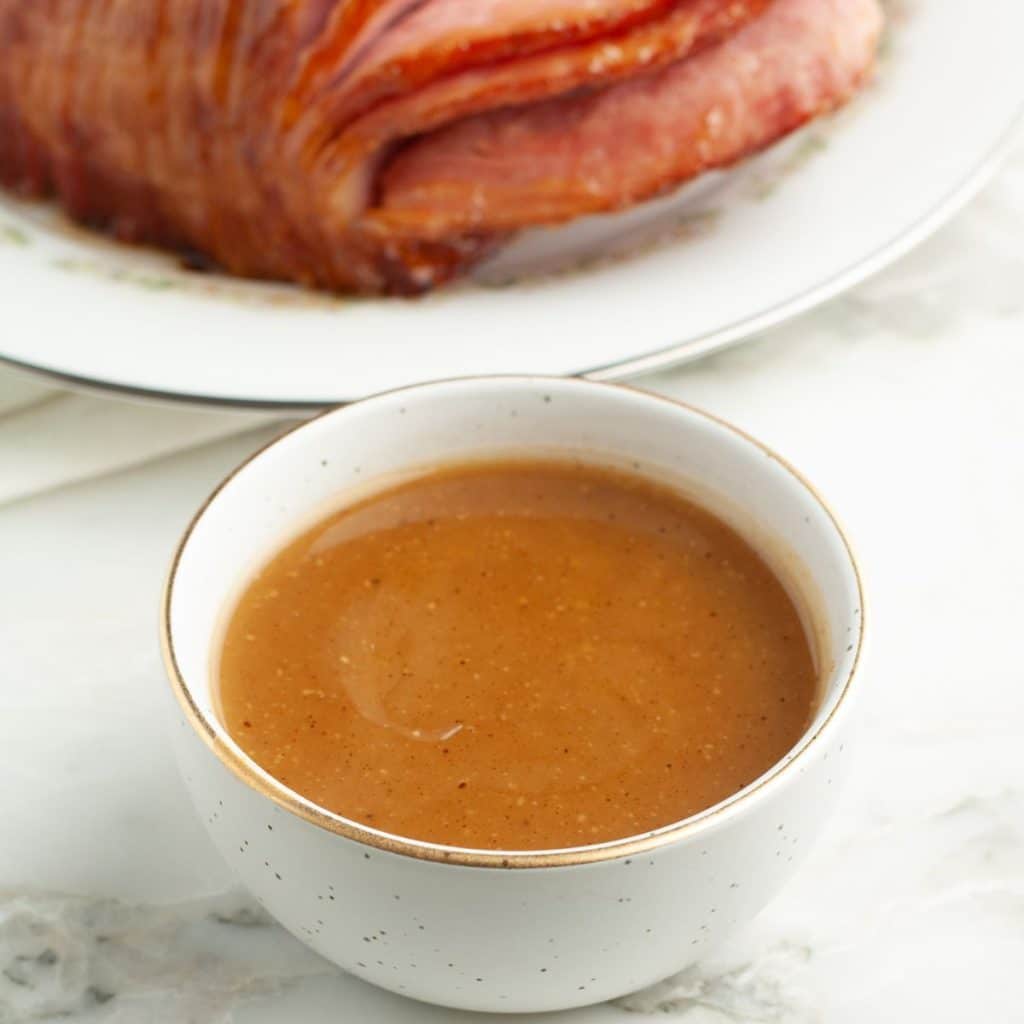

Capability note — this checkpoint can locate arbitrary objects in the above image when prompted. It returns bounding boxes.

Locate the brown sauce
[218,459,817,850]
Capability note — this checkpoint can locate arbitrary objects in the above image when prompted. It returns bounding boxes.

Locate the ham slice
[294,0,684,126]
[0,0,882,295]
[370,0,884,235]
[317,0,769,219]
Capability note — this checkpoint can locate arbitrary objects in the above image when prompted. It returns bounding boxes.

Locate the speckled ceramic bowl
[161,376,864,1014]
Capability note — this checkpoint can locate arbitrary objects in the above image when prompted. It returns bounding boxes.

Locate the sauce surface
[219,460,817,850]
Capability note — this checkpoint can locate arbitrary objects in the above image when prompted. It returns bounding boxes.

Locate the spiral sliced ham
[0,0,883,295]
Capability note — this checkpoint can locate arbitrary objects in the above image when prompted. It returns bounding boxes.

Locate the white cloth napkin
[0,366,277,506]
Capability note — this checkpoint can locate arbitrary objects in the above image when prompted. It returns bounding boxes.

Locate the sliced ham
[370,0,884,236]
[0,0,882,295]
[318,0,769,219]
[300,0,683,126]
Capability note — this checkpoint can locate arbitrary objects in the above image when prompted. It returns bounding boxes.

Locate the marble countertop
[3,143,1024,1024]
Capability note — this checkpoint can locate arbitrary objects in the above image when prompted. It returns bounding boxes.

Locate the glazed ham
[0,0,883,295]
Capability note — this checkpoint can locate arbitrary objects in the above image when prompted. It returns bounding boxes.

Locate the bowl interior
[165,377,862,857]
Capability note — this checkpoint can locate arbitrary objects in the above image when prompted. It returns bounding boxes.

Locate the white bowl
[161,376,864,1013]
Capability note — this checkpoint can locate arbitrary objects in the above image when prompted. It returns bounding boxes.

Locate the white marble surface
[3,141,1024,1023]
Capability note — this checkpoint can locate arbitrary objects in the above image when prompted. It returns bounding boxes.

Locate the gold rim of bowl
[160,376,866,870]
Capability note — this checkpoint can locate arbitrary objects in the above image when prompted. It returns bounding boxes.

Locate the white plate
[1,1,1022,411]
